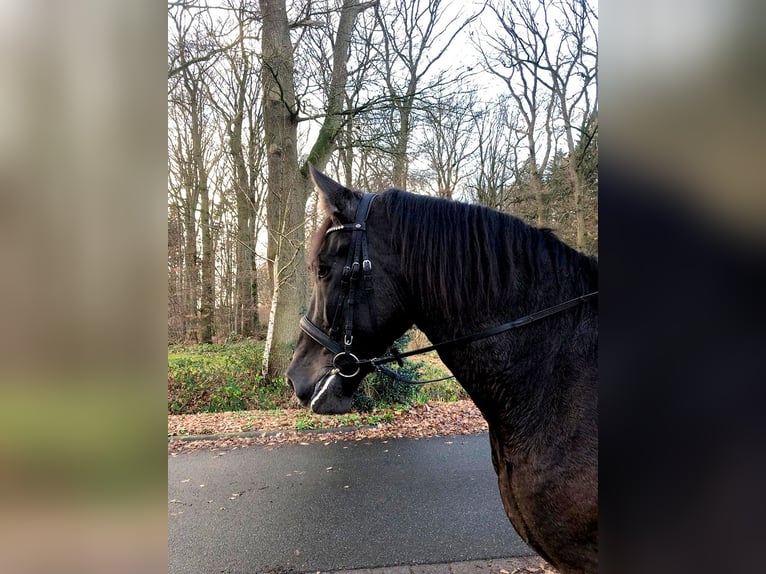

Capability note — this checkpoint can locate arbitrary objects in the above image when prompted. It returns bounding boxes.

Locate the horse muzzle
[308,371,355,414]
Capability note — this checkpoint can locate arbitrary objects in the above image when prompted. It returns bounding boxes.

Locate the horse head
[286,166,411,414]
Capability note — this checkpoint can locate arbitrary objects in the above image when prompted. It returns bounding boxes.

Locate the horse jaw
[310,373,354,414]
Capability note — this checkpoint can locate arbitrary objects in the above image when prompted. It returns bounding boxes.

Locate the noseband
[300,192,599,384]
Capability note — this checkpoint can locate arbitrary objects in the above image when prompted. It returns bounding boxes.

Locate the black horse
[287,166,598,574]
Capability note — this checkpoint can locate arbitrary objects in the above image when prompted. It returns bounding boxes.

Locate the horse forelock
[308,216,336,272]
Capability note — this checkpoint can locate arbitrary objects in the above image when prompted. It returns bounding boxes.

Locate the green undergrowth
[168,335,464,415]
[168,339,292,414]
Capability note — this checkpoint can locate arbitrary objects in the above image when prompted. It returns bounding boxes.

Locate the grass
[294,414,323,430]
[168,336,464,415]
[292,409,396,431]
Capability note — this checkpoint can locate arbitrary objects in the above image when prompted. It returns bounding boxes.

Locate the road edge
[168,424,378,443]
[323,554,553,573]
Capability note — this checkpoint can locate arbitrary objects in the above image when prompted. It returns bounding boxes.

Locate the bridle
[300,192,378,380]
[299,192,598,385]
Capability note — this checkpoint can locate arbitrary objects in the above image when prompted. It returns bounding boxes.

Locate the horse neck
[405,220,596,337]
[403,225,597,434]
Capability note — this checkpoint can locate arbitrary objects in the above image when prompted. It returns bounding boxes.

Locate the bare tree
[468,98,524,212]
[260,0,376,380]
[419,87,479,199]
[373,0,478,189]
[478,0,597,246]
[167,181,187,342]
[205,0,266,337]
[476,1,558,226]
[167,117,199,342]
[545,0,598,249]
[333,6,379,188]
[168,4,223,343]
[259,0,303,376]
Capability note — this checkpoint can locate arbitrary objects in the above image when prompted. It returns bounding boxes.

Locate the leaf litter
[168,400,487,454]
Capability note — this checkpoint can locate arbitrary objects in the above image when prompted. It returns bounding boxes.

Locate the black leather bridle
[300,192,379,379]
[300,192,598,384]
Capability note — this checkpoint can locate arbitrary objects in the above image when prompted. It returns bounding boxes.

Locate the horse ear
[309,164,358,221]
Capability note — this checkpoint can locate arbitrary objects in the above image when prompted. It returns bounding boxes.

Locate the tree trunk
[182,188,199,342]
[392,136,408,188]
[341,97,354,187]
[525,133,545,227]
[531,174,545,227]
[261,259,281,377]
[559,99,586,251]
[391,100,410,189]
[260,0,307,379]
[260,0,375,380]
[304,0,375,175]
[230,54,259,337]
[234,172,258,337]
[180,50,216,344]
[197,151,215,344]
[569,155,585,250]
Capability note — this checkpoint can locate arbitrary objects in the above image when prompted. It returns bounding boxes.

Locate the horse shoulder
[488,425,598,574]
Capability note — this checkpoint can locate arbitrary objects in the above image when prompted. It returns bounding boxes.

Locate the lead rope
[370,344,455,385]
[374,363,456,385]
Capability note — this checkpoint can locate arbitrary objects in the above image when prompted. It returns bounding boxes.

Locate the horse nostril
[286,376,311,405]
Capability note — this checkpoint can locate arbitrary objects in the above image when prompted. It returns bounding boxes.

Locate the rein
[301,291,598,385]
[300,192,598,386]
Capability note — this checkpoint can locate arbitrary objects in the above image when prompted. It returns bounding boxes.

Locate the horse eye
[317,265,331,279]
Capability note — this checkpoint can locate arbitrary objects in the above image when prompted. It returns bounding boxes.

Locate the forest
[167,0,598,380]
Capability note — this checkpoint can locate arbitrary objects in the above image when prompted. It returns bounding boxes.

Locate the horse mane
[380,189,597,323]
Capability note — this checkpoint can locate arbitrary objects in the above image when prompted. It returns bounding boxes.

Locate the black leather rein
[300,192,598,385]
[301,291,598,384]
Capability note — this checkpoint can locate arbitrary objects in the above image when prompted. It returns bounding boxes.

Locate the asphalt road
[168,433,534,574]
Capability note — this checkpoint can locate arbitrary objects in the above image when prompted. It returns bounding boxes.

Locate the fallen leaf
[168,400,489,454]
